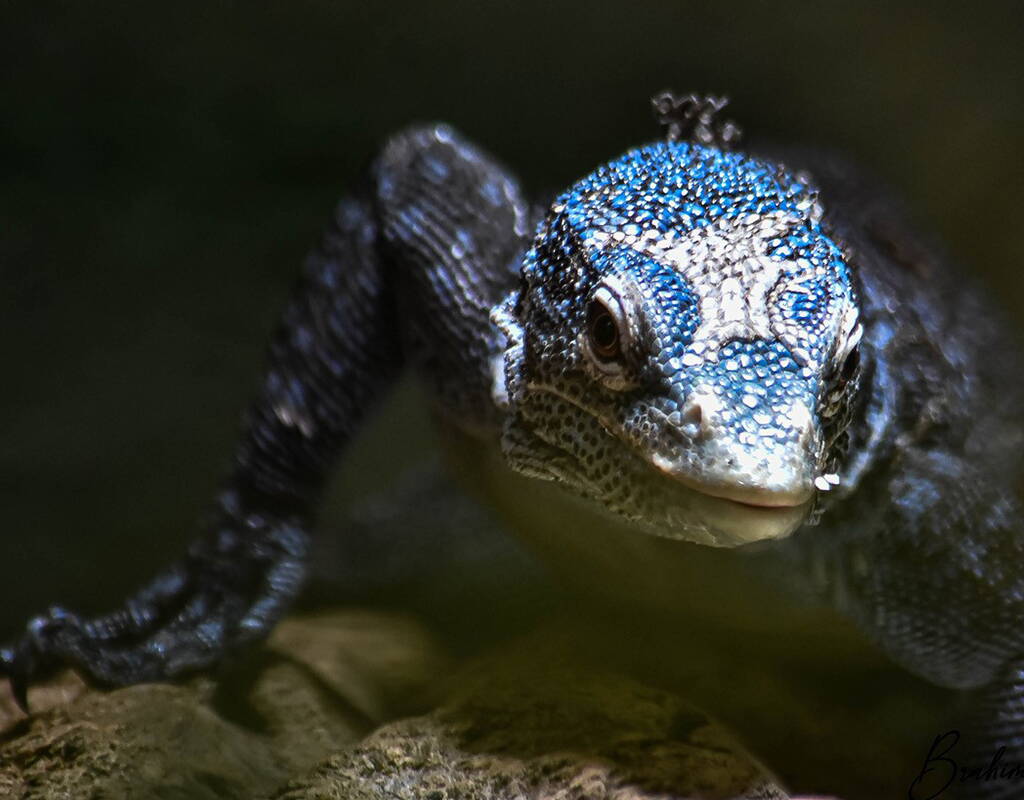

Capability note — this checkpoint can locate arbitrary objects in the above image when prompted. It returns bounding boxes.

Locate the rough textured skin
[3,94,1024,797]
[492,140,860,546]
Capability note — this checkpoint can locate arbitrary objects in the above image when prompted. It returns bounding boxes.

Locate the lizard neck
[439,418,877,663]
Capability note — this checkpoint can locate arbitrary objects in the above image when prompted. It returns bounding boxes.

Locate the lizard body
[4,94,1024,797]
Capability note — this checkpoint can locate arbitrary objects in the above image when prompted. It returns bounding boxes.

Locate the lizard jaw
[672,485,814,545]
[642,449,816,544]
[652,464,815,510]
[646,455,817,544]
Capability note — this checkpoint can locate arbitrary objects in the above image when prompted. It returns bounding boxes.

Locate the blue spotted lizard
[3,92,1023,798]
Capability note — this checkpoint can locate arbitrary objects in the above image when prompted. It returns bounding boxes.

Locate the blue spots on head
[605,248,700,356]
[517,139,855,422]
[702,339,813,411]
[556,140,827,243]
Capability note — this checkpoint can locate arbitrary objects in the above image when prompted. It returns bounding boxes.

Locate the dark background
[2,2,1022,635]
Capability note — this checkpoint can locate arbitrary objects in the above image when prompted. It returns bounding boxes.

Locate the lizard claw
[0,514,309,711]
[1,642,31,712]
[2,606,87,712]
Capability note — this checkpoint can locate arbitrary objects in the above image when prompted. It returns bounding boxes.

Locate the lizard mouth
[517,385,815,545]
[662,473,813,510]
[649,453,815,509]
[647,457,815,545]
[680,484,813,545]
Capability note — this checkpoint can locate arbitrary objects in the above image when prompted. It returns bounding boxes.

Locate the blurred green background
[2,1,1022,634]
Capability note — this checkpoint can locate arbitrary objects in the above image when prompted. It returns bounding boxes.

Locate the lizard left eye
[822,343,861,419]
[838,344,860,385]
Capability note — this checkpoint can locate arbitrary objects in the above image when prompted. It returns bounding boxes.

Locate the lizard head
[492,141,861,547]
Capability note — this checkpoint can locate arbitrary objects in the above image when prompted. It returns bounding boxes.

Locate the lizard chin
[642,460,816,546]
[569,468,814,547]
[659,469,815,510]
[675,487,813,546]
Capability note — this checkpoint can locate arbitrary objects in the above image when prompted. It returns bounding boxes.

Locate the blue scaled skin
[494,141,860,546]
[3,96,1024,798]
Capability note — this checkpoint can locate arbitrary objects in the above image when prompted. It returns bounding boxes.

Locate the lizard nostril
[678,390,718,440]
[681,399,703,436]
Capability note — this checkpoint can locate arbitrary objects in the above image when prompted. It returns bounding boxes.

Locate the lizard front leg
[0,125,529,708]
[825,448,1024,798]
[0,187,400,707]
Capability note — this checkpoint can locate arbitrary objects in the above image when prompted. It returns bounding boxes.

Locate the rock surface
[1,610,790,800]
[0,611,448,799]
[273,644,789,800]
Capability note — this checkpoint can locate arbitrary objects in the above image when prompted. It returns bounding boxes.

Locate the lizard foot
[0,510,309,712]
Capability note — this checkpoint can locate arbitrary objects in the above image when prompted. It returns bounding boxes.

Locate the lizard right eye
[581,282,636,387]
[587,298,621,360]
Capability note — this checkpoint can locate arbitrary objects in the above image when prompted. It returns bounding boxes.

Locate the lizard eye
[821,342,861,420]
[838,344,860,385]
[586,290,625,362]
